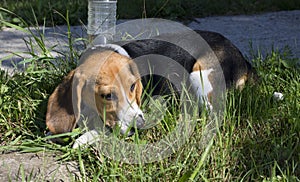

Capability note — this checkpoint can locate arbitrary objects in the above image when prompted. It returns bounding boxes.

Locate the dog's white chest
[189,69,214,110]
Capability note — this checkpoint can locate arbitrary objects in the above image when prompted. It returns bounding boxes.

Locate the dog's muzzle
[128,114,145,136]
[135,114,145,129]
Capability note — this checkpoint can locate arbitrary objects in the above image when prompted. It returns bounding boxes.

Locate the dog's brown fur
[46,51,143,134]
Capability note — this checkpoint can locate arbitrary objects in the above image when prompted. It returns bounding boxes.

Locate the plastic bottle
[87,0,117,43]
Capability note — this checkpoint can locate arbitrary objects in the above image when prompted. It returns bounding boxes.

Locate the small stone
[273,92,284,101]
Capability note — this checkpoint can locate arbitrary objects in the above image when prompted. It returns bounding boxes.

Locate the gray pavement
[1,10,299,74]
[189,10,300,60]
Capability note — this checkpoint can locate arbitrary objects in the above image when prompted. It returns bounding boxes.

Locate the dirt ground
[0,152,80,181]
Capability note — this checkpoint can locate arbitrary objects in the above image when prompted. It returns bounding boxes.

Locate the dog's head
[92,50,145,134]
[46,49,145,135]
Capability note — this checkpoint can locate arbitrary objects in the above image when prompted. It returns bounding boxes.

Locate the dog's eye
[130,83,136,92]
[101,93,117,101]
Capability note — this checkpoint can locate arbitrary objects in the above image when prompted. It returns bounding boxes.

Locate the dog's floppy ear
[128,61,143,106]
[135,79,143,106]
[46,70,84,134]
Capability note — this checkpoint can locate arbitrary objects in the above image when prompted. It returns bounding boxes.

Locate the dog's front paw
[72,129,100,149]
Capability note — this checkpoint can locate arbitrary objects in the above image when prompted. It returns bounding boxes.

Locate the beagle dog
[46,30,255,145]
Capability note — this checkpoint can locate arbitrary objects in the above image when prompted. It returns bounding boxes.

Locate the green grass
[118,0,300,20]
[1,0,87,27]
[1,0,300,27]
[0,14,299,181]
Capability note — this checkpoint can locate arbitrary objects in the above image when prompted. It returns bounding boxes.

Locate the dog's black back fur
[121,39,197,95]
[197,30,254,88]
[118,30,254,95]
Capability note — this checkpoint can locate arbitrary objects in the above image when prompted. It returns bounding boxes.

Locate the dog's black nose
[135,114,145,129]
[128,128,135,136]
